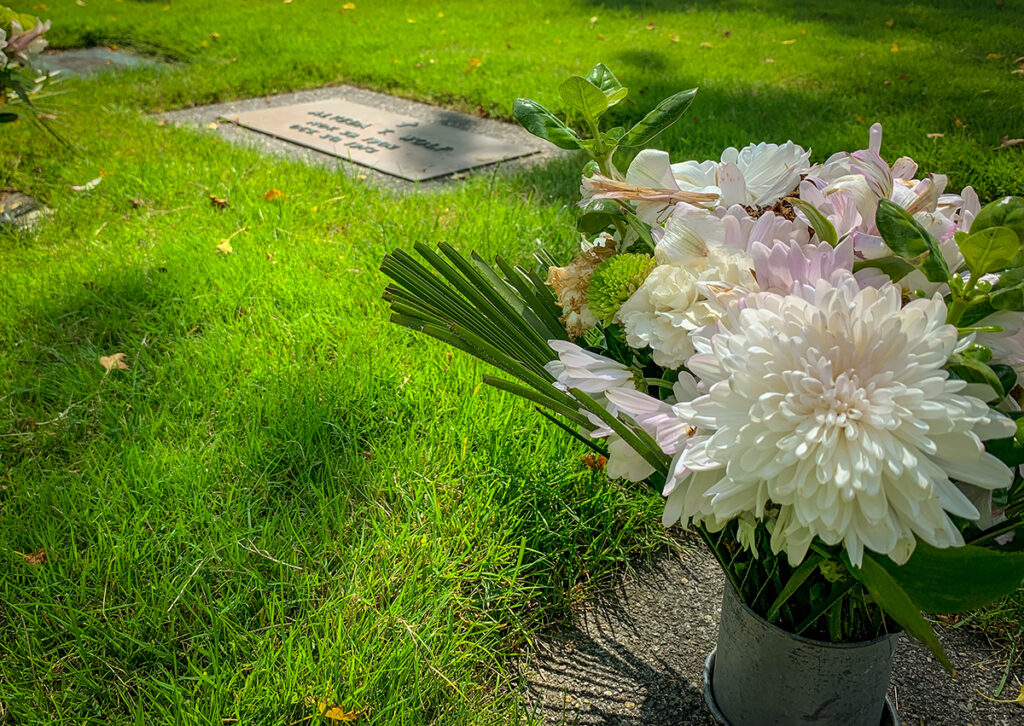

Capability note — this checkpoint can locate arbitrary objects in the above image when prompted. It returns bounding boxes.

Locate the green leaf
[986,429,1024,468]
[972,196,1024,242]
[619,88,698,148]
[604,87,628,107]
[869,543,1024,614]
[991,266,1024,311]
[947,349,1006,399]
[852,256,917,282]
[766,553,823,623]
[578,210,619,236]
[993,364,1018,396]
[786,197,838,246]
[0,111,18,124]
[558,76,609,120]
[511,98,582,150]
[851,553,950,670]
[604,126,626,143]
[875,199,950,283]
[585,63,625,99]
[959,226,1021,276]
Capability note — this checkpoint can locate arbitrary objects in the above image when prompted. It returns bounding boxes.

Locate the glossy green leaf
[851,554,950,670]
[959,226,1020,275]
[605,87,628,106]
[869,543,1024,615]
[586,63,625,96]
[604,126,626,143]
[946,350,1005,399]
[986,430,1024,468]
[512,98,583,150]
[786,197,838,246]
[875,199,950,283]
[991,266,1024,311]
[619,88,698,148]
[558,76,609,120]
[972,196,1024,242]
[578,210,620,236]
[852,256,916,282]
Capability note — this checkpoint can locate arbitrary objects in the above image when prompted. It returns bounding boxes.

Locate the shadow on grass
[502,57,1022,209]
[574,0,1019,46]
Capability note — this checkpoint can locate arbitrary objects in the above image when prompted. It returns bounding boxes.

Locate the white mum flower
[680,274,1014,566]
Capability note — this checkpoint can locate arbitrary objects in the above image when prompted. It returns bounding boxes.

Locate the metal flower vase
[703,583,901,726]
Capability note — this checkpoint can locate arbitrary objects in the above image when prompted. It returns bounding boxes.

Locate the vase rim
[723,581,901,649]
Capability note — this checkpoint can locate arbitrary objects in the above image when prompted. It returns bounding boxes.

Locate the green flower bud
[587,253,656,326]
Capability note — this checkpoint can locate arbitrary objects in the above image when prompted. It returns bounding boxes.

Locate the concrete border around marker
[158,84,569,190]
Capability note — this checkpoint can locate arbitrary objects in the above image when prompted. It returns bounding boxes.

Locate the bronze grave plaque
[224,99,541,182]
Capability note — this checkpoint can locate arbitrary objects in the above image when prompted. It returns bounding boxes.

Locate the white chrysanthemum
[680,275,1015,566]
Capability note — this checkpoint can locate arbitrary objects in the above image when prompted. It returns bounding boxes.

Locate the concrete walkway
[523,539,1023,725]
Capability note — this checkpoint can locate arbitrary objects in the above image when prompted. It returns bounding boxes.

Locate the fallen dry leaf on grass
[264,188,285,201]
[209,194,228,209]
[464,57,481,74]
[582,452,607,472]
[22,548,51,565]
[1000,136,1024,148]
[318,703,366,722]
[926,132,944,139]
[99,353,129,372]
[216,239,233,254]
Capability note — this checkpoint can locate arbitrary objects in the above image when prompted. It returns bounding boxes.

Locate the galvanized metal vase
[703,583,900,726]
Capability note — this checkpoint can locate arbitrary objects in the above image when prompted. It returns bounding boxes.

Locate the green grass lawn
[2,0,1023,723]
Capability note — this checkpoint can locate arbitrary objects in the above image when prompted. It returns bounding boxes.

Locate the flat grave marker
[224,98,542,182]
[0,190,48,231]
[38,48,162,77]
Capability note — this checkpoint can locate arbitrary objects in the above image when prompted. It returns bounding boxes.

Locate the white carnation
[616,265,702,369]
[685,275,1015,565]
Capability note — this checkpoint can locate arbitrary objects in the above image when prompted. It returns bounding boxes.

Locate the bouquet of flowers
[381,65,1024,665]
[1,5,56,131]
